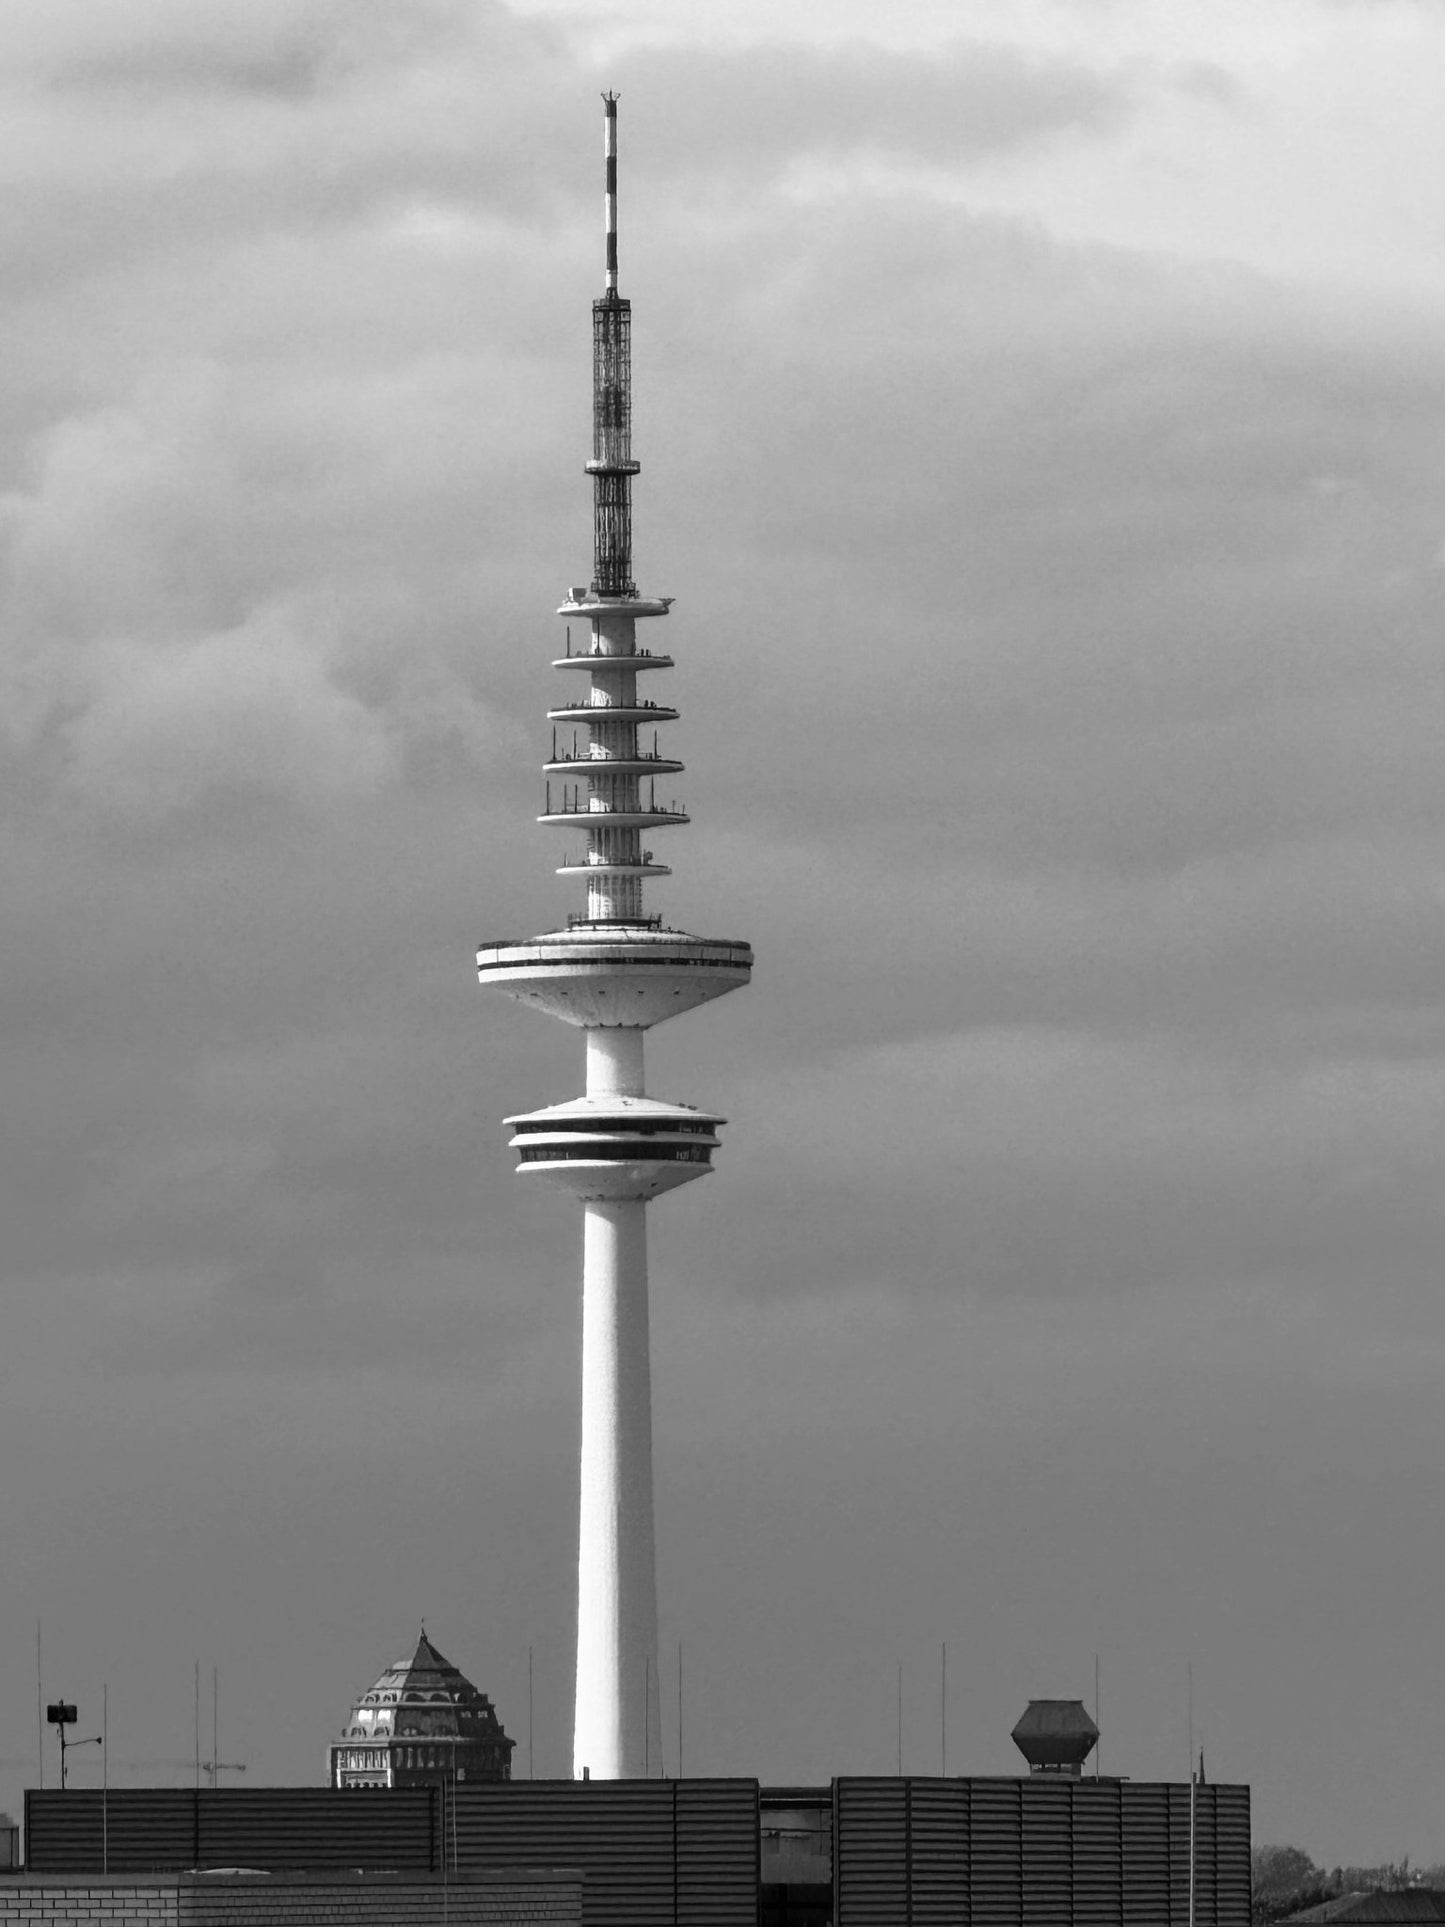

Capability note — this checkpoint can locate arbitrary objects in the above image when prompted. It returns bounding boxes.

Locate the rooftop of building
[337,1629,510,1745]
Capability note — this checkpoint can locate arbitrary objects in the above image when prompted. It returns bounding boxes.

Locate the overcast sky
[2,0,1444,1868]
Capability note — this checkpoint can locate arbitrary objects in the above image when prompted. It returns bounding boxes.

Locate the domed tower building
[329,1630,514,1789]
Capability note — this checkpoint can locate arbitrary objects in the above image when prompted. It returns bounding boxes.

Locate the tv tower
[477,95,752,1782]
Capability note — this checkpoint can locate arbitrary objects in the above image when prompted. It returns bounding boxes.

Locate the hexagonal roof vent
[1011,1699,1099,1775]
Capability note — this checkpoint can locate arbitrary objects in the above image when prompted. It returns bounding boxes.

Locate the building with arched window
[328,1630,514,1789]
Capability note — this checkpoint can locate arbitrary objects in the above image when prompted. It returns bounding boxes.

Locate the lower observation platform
[477,922,753,1028]
[507,1093,724,1201]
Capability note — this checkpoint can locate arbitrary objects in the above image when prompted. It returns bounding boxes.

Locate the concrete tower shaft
[477,96,751,1782]
[575,1197,658,1778]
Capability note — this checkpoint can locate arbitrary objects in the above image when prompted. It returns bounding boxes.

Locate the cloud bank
[0,0,1441,1865]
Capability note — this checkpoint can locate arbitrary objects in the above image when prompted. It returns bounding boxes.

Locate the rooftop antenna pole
[1187,1661,1196,1927]
[896,1663,903,1778]
[35,1622,42,1791]
[528,1647,534,1780]
[604,91,619,296]
[590,91,637,603]
[46,1701,99,1790]
[940,1644,947,1777]
[102,1684,108,1876]
[212,1667,218,1792]
[677,1644,683,1781]
[1186,1659,1193,1788]
[1094,1654,1100,1778]
[194,1660,200,1792]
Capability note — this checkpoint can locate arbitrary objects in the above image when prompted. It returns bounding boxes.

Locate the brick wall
[0,1887,176,1924]
[0,1872,582,1927]
[179,1875,581,1927]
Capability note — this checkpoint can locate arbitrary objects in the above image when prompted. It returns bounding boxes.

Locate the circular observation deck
[539,807,688,830]
[557,594,673,620]
[553,652,674,674]
[547,704,679,725]
[477,923,753,1028]
[543,757,685,778]
[506,1094,724,1202]
[555,856,672,879]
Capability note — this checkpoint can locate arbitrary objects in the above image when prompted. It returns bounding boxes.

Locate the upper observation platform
[559,591,673,621]
[547,701,680,725]
[542,756,685,777]
[477,921,753,1029]
[553,650,674,674]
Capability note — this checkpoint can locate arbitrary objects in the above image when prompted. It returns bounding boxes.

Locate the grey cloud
[1166,60,1245,106]
[0,6,1440,1855]
[23,0,499,99]
[705,1022,1445,1301]
[620,39,1138,173]
[4,120,1438,1351]
[0,4,578,301]
[635,209,1445,893]
[0,354,529,824]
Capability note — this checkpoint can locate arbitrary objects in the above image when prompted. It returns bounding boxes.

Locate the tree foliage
[1253,1846,1324,1900]
[1251,1846,1436,1924]
[1251,1845,1332,1925]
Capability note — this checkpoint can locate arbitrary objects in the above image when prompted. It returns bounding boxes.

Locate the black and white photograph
[1,3,1442,1922]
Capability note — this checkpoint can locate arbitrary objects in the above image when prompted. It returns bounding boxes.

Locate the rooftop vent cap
[1011,1700,1099,1776]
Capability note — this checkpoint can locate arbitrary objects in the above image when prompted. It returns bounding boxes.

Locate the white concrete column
[586,1027,646,1098]
[573,1197,663,1779]
[591,611,636,659]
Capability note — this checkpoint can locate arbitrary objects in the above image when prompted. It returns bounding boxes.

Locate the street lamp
[45,1704,100,1790]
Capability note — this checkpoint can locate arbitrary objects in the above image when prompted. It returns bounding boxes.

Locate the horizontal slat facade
[451,1780,759,1927]
[1071,1781,1121,1927]
[908,1781,968,1927]
[1167,1786,1193,1924]
[1192,1789,1218,1925]
[204,1788,438,1869]
[1019,1780,1070,1927]
[836,1781,910,1927]
[675,1779,760,1927]
[453,1782,673,1927]
[963,1781,1020,1927]
[27,1791,197,1875]
[1213,1787,1252,1926]
[1120,1783,1172,1927]
[24,1788,438,1874]
[835,1777,1250,1927]
[25,1772,1250,1927]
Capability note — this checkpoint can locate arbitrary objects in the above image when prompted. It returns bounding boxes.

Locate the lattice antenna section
[587,95,639,599]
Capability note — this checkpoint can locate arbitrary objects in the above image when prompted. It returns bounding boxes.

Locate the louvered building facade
[827,1775,1251,1927]
[24,1773,1248,1927]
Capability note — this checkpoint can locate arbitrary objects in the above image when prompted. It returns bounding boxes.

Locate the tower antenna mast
[478,97,752,1781]
[591,93,638,604]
